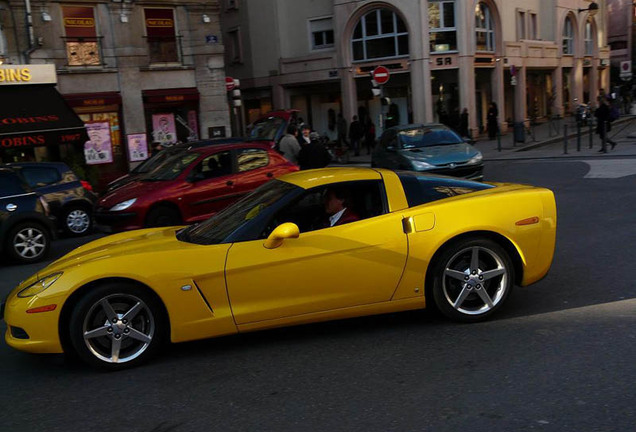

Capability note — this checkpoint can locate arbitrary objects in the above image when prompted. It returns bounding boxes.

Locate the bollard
[576,121,581,152]
[497,130,501,152]
[589,122,593,149]
[563,124,568,154]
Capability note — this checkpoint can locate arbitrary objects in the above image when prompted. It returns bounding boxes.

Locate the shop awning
[0,84,89,149]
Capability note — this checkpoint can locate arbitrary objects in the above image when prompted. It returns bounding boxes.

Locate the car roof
[7,161,70,170]
[387,123,449,131]
[277,167,382,189]
[188,141,272,155]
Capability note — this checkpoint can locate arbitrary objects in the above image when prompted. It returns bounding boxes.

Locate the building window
[584,20,594,56]
[475,2,495,52]
[563,16,574,55]
[62,6,102,66]
[517,11,526,41]
[144,8,179,64]
[0,26,7,60]
[310,17,334,50]
[227,27,243,63]
[351,8,409,62]
[429,1,457,52]
[529,13,538,40]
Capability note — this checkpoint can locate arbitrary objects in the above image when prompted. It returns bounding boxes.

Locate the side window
[0,172,27,196]
[20,167,61,187]
[193,151,232,180]
[380,131,397,148]
[238,148,269,172]
[262,180,386,237]
[398,173,494,207]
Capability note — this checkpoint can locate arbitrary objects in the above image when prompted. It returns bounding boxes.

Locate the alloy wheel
[13,226,47,260]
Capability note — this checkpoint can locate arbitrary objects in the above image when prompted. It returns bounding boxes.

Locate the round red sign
[372,66,390,85]
[225,77,235,91]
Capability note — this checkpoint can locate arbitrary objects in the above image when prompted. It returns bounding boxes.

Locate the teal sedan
[371,124,483,180]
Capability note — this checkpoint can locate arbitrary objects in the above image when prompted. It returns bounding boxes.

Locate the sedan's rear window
[398,172,494,207]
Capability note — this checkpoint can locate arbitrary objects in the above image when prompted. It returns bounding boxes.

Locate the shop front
[0,64,88,164]
[142,88,200,147]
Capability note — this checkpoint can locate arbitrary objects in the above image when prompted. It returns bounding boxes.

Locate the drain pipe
[23,0,37,62]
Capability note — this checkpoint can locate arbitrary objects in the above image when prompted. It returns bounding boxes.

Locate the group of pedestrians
[278,124,331,170]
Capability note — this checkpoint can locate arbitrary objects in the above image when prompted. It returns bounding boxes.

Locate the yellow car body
[3,168,556,368]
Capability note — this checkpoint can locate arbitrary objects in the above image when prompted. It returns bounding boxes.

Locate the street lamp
[578,1,599,16]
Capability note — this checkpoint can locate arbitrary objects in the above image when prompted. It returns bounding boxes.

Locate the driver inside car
[322,186,360,228]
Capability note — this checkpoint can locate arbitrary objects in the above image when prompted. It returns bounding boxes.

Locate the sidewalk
[343,115,636,166]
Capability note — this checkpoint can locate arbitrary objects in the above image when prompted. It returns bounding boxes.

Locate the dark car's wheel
[64,206,92,236]
[429,238,514,323]
[69,283,166,370]
[146,206,181,228]
[5,222,50,264]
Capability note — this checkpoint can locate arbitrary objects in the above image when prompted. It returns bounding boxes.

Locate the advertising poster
[84,121,113,165]
[152,113,177,145]
[127,133,148,162]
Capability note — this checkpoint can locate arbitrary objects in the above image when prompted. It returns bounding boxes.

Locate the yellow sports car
[3,168,556,370]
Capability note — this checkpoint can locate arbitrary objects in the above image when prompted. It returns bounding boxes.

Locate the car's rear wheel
[64,206,92,236]
[5,222,50,264]
[68,283,166,370]
[146,206,181,228]
[430,238,514,322]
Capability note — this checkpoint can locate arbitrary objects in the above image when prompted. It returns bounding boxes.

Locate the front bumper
[427,163,484,181]
[94,207,142,232]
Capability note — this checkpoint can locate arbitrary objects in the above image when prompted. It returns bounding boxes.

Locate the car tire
[429,237,514,323]
[63,205,92,236]
[5,222,50,264]
[146,206,181,228]
[68,283,166,371]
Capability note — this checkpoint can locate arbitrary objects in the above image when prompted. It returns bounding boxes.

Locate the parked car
[7,162,97,236]
[95,142,298,232]
[105,138,246,193]
[3,167,557,369]
[246,109,300,148]
[0,167,55,264]
[372,124,484,181]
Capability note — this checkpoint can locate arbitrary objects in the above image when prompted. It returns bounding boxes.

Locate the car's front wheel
[68,283,166,370]
[429,238,514,322]
[5,222,50,264]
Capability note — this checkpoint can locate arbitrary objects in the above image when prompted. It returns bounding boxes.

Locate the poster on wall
[127,133,149,162]
[152,113,177,145]
[84,121,113,165]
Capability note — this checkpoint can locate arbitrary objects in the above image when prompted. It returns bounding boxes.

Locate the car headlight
[411,160,435,170]
[17,272,63,298]
[468,153,483,165]
[110,198,137,211]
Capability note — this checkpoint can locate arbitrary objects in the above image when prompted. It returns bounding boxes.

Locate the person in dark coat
[487,102,499,140]
[348,115,364,156]
[363,115,376,155]
[595,96,617,152]
[459,108,470,138]
[298,132,332,170]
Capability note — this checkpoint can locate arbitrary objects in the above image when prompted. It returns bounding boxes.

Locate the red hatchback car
[95,143,298,232]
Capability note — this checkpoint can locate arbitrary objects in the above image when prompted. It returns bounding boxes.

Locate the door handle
[266,172,274,178]
[226,180,234,186]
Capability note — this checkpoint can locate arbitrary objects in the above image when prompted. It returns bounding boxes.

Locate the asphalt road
[1,159,634,432]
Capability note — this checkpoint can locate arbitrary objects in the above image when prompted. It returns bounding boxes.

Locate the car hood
[105,173,141,193]
[98,179,169,208]
[399,143,480,165]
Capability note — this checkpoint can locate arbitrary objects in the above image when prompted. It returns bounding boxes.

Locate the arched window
[0,25,7,59]
[475,2,495,52]
[563,17,574,55]
[584,20,594,56]
[351,9,409,62]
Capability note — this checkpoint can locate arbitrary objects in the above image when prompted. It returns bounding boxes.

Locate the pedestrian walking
[459,108,470,138]
[487,102,499,140]
[298,132,332,170]
[595,96,617,152]
[298,124,312,146]
[336,113,348,147]
[364,115,376,155]
[348,115,364,157]
[278,124,301,164]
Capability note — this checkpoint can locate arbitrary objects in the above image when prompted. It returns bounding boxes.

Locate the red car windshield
[141,153,199,181]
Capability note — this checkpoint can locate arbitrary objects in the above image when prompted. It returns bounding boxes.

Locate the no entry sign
[372,66,390,85]
[225,76,235,91]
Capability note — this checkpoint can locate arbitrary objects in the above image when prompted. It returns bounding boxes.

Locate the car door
[224,181,408,325]
[180,150,242,222]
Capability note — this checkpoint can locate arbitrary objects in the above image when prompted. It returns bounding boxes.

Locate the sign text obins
[0,68,32,83]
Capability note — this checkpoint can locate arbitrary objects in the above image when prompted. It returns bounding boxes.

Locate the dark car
[0,167,56,264]
[7,162,97,236]
[372,124,484,181]
[95,142,299,232]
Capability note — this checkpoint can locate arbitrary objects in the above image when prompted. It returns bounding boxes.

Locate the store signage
[127,133,149,162]
[144,9,176,37]
[430,55,458,70]
[63,6,96,38]
[0,65,57,85]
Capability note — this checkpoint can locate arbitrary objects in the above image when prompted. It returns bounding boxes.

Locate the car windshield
[399,127,463,148]
[177,180,298,245]
[247,117,285,141]
[141,153,200,181]
[132,148,183,174]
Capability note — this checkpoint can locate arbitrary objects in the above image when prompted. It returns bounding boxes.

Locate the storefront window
[62,6,102,66]
[563,17,574,55]
[144,8,179,64]
[351,8,409,62]
[429,1,456,53]
[475,2,495,52]
[584,20,594,56]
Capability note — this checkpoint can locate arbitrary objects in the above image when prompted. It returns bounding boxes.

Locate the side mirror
[264,222,300,249]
